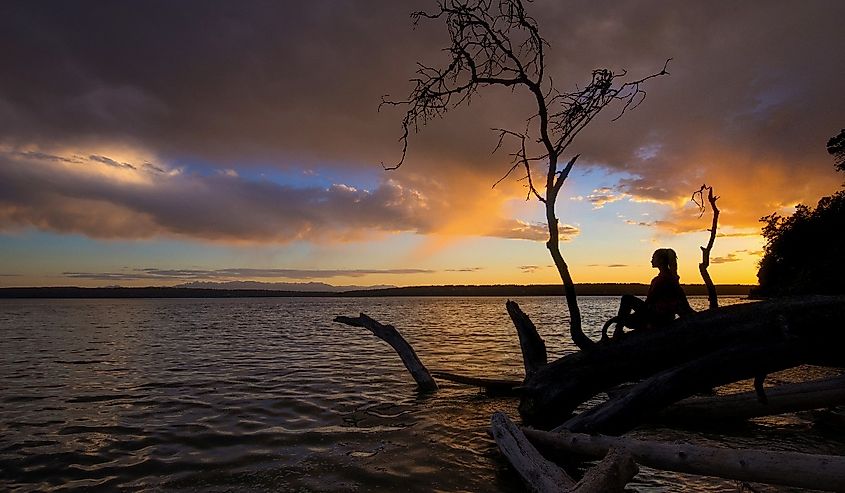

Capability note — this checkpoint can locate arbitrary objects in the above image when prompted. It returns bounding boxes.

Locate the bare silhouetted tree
[692,184,719,309]
[384,0,669,350]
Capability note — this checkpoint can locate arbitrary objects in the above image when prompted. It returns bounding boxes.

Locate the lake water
[1,296,843,492]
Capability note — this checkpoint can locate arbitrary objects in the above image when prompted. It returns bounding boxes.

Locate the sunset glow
[1,1,842,289]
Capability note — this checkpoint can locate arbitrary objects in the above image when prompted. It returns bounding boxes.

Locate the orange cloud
[616,146,841,237]
[0,147,566,244]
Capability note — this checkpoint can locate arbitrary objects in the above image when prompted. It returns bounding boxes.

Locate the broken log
[569,447,638,493]
[507,300,548,379]
[491,412,576,492]
[334,313,438,392]
[658,374,845,423]
[491,412,638,493]
[560,339,803,435]
[519,296,845,427]
[523,428,845,492]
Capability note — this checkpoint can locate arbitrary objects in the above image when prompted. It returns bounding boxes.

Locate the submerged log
[524,428,845,492]
[658,374,845,423]
[520,296,845,427]
[334,313,438,392]
[491,412,638,493]
[431,371,522,395]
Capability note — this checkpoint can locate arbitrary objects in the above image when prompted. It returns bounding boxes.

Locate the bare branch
[492,127,546,202]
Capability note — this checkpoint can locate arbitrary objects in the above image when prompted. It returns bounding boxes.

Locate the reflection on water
[0,297,843,492]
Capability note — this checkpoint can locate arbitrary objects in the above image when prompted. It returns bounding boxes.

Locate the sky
[1,0,843,288]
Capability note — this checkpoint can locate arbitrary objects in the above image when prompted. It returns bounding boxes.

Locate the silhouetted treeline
[754,129,845,297]
[0,287,332,299]
[0,284,753,299]
[341,284,754,297]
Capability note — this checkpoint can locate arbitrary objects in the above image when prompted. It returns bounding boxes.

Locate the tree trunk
[334,313,438,392]
[523,428,845,492]
[657,374,845,423]
[507,300,548,379]
[519,296,845,427]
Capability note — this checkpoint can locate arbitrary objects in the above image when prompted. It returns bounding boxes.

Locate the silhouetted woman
[602,248,695,340]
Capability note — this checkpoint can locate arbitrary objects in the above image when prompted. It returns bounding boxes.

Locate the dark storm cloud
[1,0,843,239]
[544,1,845,229]
[0,0,432,163]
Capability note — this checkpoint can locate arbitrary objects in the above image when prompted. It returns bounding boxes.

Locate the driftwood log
[333,313,438,392]
[491,412,638,493]
[335,299,548,394]
[491,412,576,492]
[520,296,845,427]
[524,428,845,491]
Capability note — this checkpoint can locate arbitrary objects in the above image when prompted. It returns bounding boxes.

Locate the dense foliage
[755,129,845,296]
[827,128,845,173]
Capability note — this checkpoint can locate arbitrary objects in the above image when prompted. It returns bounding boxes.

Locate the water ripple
[1,296,841,492]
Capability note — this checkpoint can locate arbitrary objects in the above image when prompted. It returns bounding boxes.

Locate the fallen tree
[519,295,845,428]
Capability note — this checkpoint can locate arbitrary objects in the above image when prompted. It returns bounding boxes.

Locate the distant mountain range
[174,281,396,292]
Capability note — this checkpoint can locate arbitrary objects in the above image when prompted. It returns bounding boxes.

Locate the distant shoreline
[0,284,754,299]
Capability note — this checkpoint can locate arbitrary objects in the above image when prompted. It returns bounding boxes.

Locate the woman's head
[651,248,678,274]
